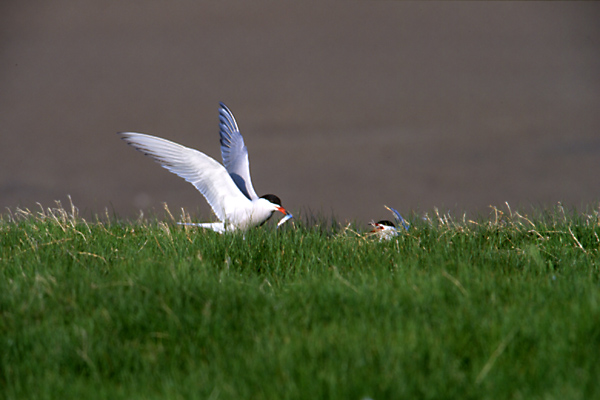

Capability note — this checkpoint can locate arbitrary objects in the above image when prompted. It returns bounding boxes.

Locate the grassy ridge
[1,202,599,399]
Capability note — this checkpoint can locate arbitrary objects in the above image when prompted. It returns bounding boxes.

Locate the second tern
[369,205,409,240]
[119,102,292,233]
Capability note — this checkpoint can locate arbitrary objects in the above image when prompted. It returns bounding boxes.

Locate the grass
[1,200,599,400]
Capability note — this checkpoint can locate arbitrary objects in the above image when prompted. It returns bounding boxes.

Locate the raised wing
[119,132,251,222]
[385,205,410,231]
[218,102,259,200]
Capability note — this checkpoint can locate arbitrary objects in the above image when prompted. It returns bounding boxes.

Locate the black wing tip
[218,103,239,134]
[117,131,141,139]
[218,102,235,121]
[219,102,231,113]
[117,132,134,142]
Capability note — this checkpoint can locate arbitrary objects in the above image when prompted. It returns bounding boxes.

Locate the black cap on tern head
[376,220,396,228]
[260,194,283,207]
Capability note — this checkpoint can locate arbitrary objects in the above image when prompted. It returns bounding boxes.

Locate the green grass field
[1,201,599,400]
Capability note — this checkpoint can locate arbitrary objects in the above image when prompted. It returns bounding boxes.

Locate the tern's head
[370,220,396,231]
[260,194,289,215]
[369,219,398,240]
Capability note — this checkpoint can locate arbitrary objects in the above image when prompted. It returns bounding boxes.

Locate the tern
[119,102,292,233]
[369,205,409,240]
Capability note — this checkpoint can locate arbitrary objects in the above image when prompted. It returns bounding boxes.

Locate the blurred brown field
[1,1,599,224]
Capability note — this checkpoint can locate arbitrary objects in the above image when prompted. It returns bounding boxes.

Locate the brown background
[1,2,599,225]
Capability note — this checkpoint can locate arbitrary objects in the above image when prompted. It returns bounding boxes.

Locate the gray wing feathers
[119,132,250,222]
[218,103,259,200]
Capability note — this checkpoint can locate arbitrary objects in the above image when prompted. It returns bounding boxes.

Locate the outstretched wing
[119,132,251,222]
[218,102,259,200]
